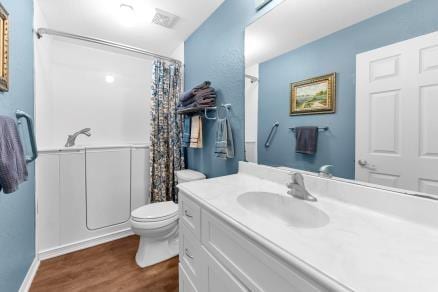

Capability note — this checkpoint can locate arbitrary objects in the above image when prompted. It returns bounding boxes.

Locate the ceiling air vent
[152,9,179,29]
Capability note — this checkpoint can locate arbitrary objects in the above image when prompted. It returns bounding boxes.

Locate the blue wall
[184,0,256,178]
[0,0,35,291]
[258,0,438,179]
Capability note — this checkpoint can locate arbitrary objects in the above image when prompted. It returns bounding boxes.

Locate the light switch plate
[255,0,272,10]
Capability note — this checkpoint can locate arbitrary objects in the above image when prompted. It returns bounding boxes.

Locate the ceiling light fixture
[105,75,115,84]
[120,3,136,27]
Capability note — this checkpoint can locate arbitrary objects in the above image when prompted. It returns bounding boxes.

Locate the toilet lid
[131,201,178,222]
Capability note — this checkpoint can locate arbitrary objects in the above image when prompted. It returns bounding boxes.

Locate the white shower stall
[35,38,153,258]
[34,9,156,258]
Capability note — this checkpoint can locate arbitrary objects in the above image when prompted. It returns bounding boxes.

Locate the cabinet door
[202,248,254,292]
[180,264,199,292]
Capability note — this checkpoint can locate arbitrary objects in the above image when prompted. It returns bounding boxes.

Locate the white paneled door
[356,31,438,196]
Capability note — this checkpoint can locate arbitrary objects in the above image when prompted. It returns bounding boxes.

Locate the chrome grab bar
[16,110,38,164]
[264,121,279,148]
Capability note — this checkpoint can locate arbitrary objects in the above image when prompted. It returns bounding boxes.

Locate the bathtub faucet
[65,128,91,147]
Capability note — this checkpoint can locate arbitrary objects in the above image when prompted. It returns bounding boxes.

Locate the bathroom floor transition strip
[30,235,178,292]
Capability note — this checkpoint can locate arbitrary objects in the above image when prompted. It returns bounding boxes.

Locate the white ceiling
[36,0,224,58]
[245,0,410,66]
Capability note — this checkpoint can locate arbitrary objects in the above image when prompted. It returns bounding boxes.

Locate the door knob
[358,160,368,167]
[358,160,376,170]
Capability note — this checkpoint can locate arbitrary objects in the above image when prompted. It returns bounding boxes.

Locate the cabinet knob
[184,209,193,218]
[184,248,194,260]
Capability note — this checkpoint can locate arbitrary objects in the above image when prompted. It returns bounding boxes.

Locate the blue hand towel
[0,116,28,194]
[182,116,191,148]
[295,126,318,155]
[215,116,234,159]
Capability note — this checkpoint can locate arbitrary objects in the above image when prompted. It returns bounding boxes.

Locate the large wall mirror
[245,0,438,199]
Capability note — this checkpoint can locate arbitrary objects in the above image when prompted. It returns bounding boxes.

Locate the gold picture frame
[290,73,336,116]
[0,3,8,92]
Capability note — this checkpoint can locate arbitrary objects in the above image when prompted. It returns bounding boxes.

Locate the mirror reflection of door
[356,32,438,195]
[245,0,438,198]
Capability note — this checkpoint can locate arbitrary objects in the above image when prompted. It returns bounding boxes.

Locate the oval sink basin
[237,192,329,228]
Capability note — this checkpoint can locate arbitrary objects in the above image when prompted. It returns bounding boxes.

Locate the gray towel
[295,126,318,155]
[0,116,28,194]
[215,116,234,159]
[182,116,191,148]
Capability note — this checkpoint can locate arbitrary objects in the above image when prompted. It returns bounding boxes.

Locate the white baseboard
[38,228,134,260]
[19,257,40,292]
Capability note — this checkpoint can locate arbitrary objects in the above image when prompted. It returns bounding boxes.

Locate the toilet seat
[131,201,178,223]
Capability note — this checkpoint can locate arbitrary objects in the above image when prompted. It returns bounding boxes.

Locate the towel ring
[217,104,231,120]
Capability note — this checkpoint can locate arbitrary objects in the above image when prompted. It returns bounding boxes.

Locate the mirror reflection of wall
[245,0,438,198]
[245,65,259,163]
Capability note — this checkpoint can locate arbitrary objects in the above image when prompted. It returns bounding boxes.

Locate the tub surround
[38,143,149,154]
[36,144,149,259]
[178,162,438,291]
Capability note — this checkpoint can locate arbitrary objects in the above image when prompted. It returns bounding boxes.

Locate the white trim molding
[19,257,40,292]
[38,228,134,260]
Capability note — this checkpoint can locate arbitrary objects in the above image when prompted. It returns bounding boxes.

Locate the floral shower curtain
[150,59,184,203]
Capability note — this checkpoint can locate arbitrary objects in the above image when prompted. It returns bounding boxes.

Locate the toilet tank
[176,169,206,184]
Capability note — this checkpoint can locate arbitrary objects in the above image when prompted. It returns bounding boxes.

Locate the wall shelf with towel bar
[289,127,329,132]
[177,104,232,121]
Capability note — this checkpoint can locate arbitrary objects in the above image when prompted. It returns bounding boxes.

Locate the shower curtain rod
[36,28,182,64]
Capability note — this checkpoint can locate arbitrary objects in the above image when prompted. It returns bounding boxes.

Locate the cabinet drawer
[179,192,201,239]
[201,210,323,292]
[180,263,199,292]
[201,247,254,292]
[180,222,202,287]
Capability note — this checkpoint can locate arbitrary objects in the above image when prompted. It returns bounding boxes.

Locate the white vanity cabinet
[178,192,325,292]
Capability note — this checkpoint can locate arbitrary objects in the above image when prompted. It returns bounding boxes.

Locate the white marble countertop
[178,169,438,292]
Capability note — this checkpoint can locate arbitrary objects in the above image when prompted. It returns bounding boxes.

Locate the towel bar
[177,104,232,121]
[289,127,329,132]
[16,110,38,164]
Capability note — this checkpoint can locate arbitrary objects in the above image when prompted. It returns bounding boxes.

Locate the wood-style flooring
[30,235,178,292]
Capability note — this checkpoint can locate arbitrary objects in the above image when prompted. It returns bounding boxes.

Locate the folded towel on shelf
[192,81,211,93]
[179,89,195,103]
[197,98,216,106]
[0,116,28,194]
[295,126,318,155]
[182,116,191,148]
[215,113,234,159]
[190,115,203,148]
[180,93,217,107]
[193,87,215,96]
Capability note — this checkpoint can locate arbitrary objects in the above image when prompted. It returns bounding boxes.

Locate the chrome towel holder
[204,104,232,120]
[177,104,232,121]
[289,126,329,132]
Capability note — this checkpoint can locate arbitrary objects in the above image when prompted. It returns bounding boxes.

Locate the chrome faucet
[319,165,334,178]
[287,172,317,202]
[65,128,91,147]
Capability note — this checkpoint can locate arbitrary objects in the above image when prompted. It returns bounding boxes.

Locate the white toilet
[130,169,206,268]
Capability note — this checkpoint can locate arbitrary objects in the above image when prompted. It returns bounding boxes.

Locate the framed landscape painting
[0,3,8,92]
[290,73,336,115]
